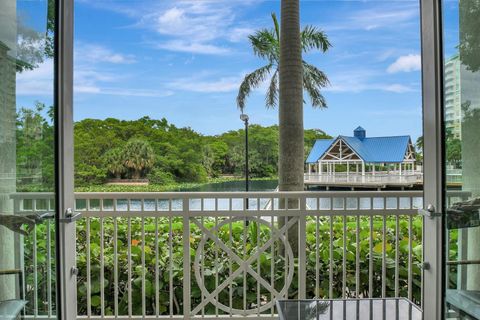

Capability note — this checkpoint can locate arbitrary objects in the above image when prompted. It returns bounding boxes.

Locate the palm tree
[103,148,126,179]
[236,12,331,111]
[122,139,155,180]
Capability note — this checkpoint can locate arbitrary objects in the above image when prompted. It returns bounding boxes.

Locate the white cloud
[157,41,229,55]
[74,68,172,97]
[350,6,419,31]
[325,4,419,32]
[387,54,421,73]
[228,27,255,43]
[16,59,54,95]
[325,69,417,93]
[16,59,171,97]
[76,43,136,64]
[169,74,242,93]
[75,86,173,97]
[327,82,416,93]
[77,1,260,55]
[139,2,256,54]
[383,84,414,93]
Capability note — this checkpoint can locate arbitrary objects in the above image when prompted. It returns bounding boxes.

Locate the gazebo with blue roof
[305,127,418,181]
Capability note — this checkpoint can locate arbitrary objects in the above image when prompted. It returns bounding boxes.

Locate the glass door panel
[443,0,480,318]
[0,0,57,318]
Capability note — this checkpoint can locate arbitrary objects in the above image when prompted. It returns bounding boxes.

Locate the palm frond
[266,69,279,109]
[271,12,280,42]
[303,61,329,108]
[249,29,279,63]
[237,64,273,111]
[301,25,332,53]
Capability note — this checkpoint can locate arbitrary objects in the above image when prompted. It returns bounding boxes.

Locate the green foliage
[459,0,480,72]
[147,169,176,185]
[16,108,331,189]
[446,138,462,167]
[103,148,127,179]
[73,117,208,185]
[21,215,423,316]
[16,102,55,191]
[123,139,155,179]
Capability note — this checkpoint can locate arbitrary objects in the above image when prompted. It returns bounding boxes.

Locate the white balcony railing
[11,190,470,319]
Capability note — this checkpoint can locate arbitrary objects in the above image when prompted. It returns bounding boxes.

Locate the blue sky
[16,0,461,140]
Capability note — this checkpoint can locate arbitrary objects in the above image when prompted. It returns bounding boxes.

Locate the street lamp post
[240,113,249,193]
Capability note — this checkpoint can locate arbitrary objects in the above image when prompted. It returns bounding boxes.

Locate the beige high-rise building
[444,54,462,139]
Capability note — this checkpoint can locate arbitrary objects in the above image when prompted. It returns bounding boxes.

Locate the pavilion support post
[319,162,322,176]
[347,161,349,176]
[361,162,365,176]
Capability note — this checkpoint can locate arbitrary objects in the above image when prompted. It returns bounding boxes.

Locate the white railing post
[183,197,191,320]
[298,196,307,299]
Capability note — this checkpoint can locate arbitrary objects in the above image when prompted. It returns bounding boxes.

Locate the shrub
[147,169,175,185]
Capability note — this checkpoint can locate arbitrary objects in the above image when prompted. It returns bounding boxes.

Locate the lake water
[177,179,278,192]
[76,179,423,212]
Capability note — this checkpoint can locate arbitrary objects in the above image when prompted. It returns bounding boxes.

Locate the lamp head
[240,113,249,122]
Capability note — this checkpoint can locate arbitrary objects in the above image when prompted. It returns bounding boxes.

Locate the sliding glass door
[443,0,480,318]
[0,0,58,317]
[0,0,76,318]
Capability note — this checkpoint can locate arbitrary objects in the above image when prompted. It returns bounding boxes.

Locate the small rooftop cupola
[354,126,366,140]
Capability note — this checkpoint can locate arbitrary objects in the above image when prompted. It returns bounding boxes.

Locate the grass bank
[74,177,276,192]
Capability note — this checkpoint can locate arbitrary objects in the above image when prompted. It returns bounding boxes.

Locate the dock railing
[304,172,423,186]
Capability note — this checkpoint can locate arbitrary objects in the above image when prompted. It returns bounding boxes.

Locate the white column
[361,162,365,176]
[347,161,350,176]
[319,162,322,176]
[308,164,312,174]
[399,163,403,176]
[372,164,376,176]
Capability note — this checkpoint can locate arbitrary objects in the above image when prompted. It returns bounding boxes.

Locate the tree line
[16,104,331,190]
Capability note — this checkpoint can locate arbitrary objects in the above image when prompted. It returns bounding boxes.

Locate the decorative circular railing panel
[192,216,295,315]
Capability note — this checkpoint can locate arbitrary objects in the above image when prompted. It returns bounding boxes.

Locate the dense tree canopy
[16,107,331,190]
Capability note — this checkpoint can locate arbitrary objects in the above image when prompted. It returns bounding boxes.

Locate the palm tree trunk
[278,0,304,256]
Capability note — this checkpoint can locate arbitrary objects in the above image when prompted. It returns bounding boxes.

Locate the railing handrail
[12,190,425,197]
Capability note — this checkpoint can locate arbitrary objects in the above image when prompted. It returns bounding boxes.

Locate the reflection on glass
[444,0,480,318]
[0,0,56,318]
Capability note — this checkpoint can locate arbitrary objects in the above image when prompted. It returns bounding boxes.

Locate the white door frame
[420,0,445,318]
[55,0,77,318]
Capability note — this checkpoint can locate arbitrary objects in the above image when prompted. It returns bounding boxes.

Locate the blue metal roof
[306,132,412,164]
[305,139,334,163]
[342,135,411,163]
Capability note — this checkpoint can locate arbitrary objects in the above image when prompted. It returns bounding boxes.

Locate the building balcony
[10,190,470,319]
